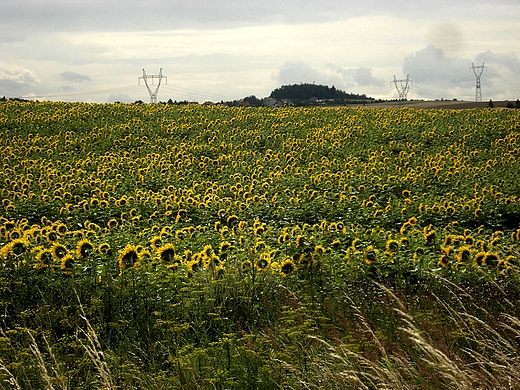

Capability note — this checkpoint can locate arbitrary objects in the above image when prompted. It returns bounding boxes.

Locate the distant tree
[516,99,520,109]
[167,98,174,105]
[506,101,514,109]
[488,99,494,108]
[269,83,369,102]
[243,95,262,106]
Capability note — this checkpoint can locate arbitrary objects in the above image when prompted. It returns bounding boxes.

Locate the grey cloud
[61,85,76,92]
[2,0,507,34]
[401,45,520,100]
[332,66,386,88]
[107,93,134,103]
[274,61,386,96]
[274,61,339,86]
[403,45,469,83]
[0,36,26,43]
[475,51,520,73]
[59,71,92,83]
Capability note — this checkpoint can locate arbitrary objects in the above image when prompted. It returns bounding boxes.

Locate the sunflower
[157,243,176,263]
[60,254,75,275]
[423,229,436,245]
[280,258,296,276]
[118,244,140,269]
[385,239,400,255]
[149,235,163,250]
[219,241,231,253]
[363,246,378,264]
[116,196,128,207]
[76,239,94,259]
[8,229,22,241]
[254,240,267,253]
[473,251,486,266]
[438,254,450,268]
[107,218,119,230]
[34,248,54,269]
[51,243,68,259]
[226,214,238,225]
[175,229,186,241]
[351,238,362,253]
[187,255,203,273]
[98,243,111,255]
[456,246,471,264]
[183,249,193,263]
[175,209,187,223]
[483,252,500,267]
[202,244,213,258]
[253,225,265,236]
[204,253,221,270]
[55,223,68,236]
[46,230,58,243]
[255,254,271,270]
[0,238,29,258]
[408,217,418,227]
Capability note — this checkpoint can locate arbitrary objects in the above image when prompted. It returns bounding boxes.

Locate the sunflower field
[1,101,520,389]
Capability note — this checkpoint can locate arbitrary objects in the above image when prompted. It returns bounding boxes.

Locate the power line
[470,62,486,102]
[391,75,412,103]
[138,68,167,103]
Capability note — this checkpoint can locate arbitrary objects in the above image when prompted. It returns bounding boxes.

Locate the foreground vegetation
[1,101,520,389]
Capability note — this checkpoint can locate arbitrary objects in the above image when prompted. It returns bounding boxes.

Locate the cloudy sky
[1,0,519,103]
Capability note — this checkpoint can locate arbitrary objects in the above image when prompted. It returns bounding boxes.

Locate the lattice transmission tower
[138,68,167,103]
[470,62,486,102]
[391,75,412,103]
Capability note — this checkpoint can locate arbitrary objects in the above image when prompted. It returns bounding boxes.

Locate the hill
[269,83,370,102]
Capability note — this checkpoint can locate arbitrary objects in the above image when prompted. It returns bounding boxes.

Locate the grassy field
[1,101,520,389]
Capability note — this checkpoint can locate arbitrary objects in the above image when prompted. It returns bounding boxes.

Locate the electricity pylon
[470,62,486,102]
[138,68,167,103]
[391,75,412,103]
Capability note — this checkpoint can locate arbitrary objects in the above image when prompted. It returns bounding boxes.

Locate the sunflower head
[280,258,296,276]
[76,239,94,259]
[456,246,471,264]
[149,235,163,250]
[157,244,176,263]
[35,248,54,268]
[51,243,68,259]
[60,254,75,275]
[118,245,140,269]
[423,230,436,245]
[98,243,111,255]
[385,239,399,255]
[255,255,271,270]
[483,252,500,268]
[364,246,378,264]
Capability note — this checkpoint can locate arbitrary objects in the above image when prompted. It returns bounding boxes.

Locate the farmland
[1,101,520,389]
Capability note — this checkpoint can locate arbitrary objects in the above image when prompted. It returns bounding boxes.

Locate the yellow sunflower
[76,239,94,259]
[118,244,140,269]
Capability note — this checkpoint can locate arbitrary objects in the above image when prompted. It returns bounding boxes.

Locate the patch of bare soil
[354,100,516,109]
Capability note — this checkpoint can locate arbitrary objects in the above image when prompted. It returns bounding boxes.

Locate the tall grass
[2,270,520,389]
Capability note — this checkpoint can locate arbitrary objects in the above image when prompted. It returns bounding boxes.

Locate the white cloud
[0,62,39,84]
[59,71,92,83]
